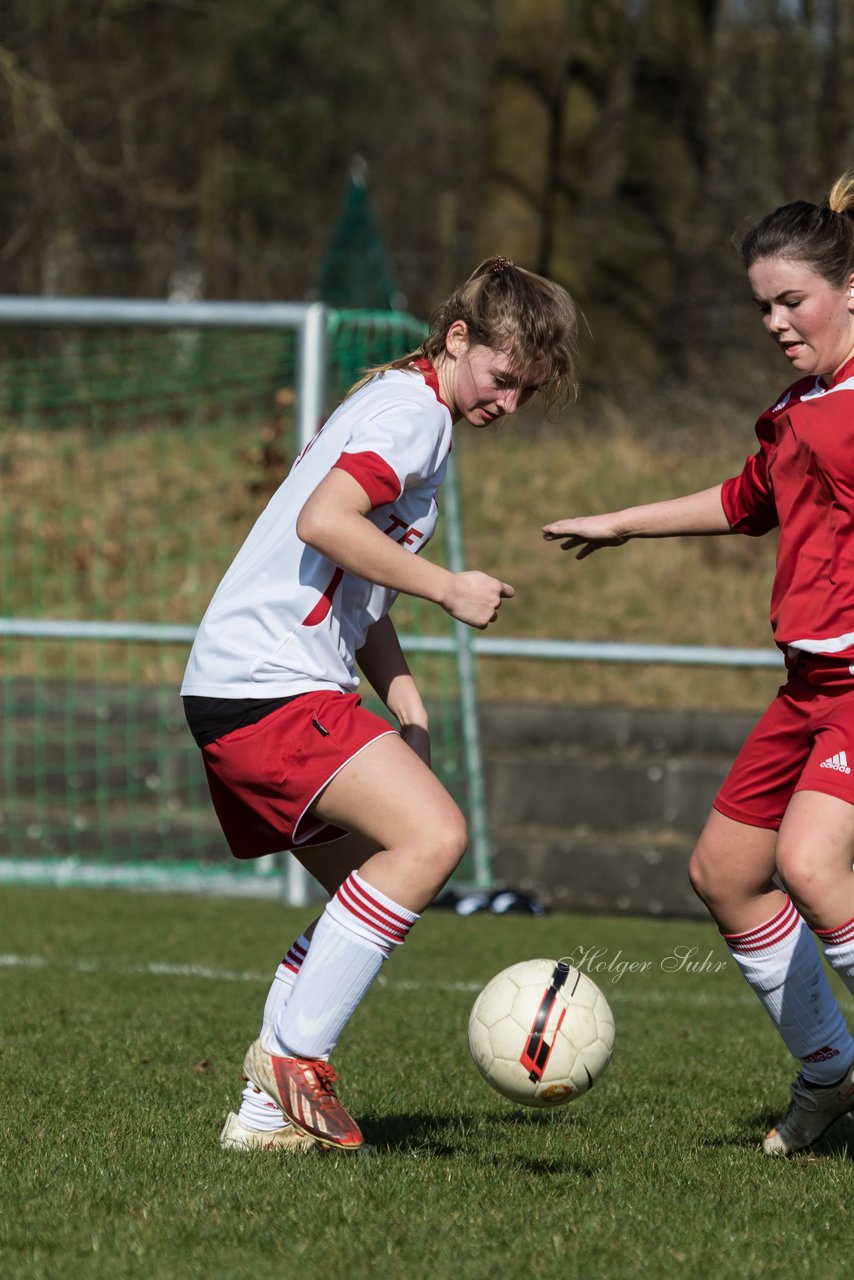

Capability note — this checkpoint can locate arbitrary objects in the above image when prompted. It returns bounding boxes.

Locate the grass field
[2,886,852,1280]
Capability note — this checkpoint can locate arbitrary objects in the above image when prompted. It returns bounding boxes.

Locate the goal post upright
[0,295,494,903]
[0,296,327,905]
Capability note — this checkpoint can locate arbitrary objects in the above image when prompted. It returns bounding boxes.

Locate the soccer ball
[467,958,615,1108]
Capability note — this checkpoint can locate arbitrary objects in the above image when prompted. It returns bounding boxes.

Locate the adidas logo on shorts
[820,751,851,775]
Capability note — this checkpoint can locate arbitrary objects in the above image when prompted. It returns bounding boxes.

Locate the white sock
[814,916,854,1009]
[238,934,309,1131]
[271,870,418,1060]
[722,896,854,1085]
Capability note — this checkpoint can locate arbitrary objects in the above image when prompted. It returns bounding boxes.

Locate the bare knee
[426,806,469,883]
[775,844,829,920]
[364,804,468,909]
[688,815,777,921]
[688,821,733,909]
[688,840,720,911]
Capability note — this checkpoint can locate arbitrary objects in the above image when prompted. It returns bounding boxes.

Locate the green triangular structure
[318,157,402,310]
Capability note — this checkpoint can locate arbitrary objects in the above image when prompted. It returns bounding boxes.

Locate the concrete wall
[480,702,758,919]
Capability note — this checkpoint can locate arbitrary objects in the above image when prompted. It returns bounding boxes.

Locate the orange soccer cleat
[242,1038,364,1151]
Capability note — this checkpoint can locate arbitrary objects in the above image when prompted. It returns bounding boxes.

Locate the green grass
[2,887,852,1280]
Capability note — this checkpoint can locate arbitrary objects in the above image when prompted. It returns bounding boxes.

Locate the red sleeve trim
[720,474,742,530]
[333,450,402,508]
[721,456,778,537]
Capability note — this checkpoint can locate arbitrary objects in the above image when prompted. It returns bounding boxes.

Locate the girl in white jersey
[183,257,579,1153]
[544,171,854,1157]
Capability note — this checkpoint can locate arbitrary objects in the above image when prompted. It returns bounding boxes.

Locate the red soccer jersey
[721,353,854,657]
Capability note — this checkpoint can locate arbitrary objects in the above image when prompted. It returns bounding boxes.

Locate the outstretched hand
[542,515,628,560]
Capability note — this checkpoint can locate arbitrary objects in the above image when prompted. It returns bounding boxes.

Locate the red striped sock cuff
[281,934,309,975]
[721,896,801,954]
[334,871,418,949]
[814,916,854,947]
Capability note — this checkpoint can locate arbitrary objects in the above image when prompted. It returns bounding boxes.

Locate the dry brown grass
[452,397,781,710]
[2,389,784,711]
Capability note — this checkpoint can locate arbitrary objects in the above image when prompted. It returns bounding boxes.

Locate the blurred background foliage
[1,0,853,399]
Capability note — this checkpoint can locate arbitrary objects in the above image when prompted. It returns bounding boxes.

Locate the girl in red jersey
[183,258,579,1152]
[544,171,854,1157]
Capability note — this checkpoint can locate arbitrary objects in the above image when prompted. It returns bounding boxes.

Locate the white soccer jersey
[181,365,452,699]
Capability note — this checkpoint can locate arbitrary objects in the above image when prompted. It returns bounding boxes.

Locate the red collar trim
[410,358,451,412]
[826,351,854,388]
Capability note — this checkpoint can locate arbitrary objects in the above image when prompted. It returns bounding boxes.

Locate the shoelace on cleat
[310,1061,341,1101]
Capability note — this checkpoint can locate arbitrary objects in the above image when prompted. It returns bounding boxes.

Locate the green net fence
[0,309,489,896]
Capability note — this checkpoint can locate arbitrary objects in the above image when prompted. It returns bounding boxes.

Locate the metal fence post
[282,303,328,907]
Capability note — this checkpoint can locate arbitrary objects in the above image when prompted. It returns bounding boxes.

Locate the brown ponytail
[349,256,580,413]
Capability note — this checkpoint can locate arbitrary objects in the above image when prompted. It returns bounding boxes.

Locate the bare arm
[297,468,515,628]
[542,484,731,560]
[356,614,430,766]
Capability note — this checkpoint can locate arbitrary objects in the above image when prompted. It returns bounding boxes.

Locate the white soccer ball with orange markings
[467,958,615,1108]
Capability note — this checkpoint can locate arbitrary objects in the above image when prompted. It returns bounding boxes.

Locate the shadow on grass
[361,1110,597,1174]
[361,1111,457,1155]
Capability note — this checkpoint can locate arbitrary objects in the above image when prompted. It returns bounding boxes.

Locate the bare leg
[689,805,854,1096]
[291,831,380,899]
[775,790,854,928]
[688,807,782,933]
[310,732,468,911]
[253,734,466,1081]
[288,832,381,945]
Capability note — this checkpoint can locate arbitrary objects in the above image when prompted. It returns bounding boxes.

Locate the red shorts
[201,690,396,859]
[715,654,854,830]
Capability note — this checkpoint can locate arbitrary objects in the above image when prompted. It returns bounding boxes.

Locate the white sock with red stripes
[722,895,854,1085]
[238,934,310,1131]
[814,916,854,1010]
[269,870,418,1061]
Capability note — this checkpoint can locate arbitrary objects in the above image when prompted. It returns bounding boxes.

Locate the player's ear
[445,320,470,358]
[847,272,854,312]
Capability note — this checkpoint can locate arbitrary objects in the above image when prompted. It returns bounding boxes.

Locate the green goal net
[0,305,491,898]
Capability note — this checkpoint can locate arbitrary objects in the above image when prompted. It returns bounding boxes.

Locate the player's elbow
[296,499,333,554]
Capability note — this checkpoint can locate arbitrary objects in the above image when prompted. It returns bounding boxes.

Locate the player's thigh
[775,688,854,904]
[690,806,779,903]
[777,789,854,896]
[311,731,467,855]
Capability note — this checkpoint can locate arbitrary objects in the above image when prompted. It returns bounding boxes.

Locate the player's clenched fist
[443,570,515,629]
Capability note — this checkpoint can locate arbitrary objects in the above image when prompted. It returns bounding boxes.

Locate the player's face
[748,255,854,379]
[441,325,544,427]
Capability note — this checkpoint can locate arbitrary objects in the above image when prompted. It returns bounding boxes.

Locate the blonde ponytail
[827,169,854,217]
